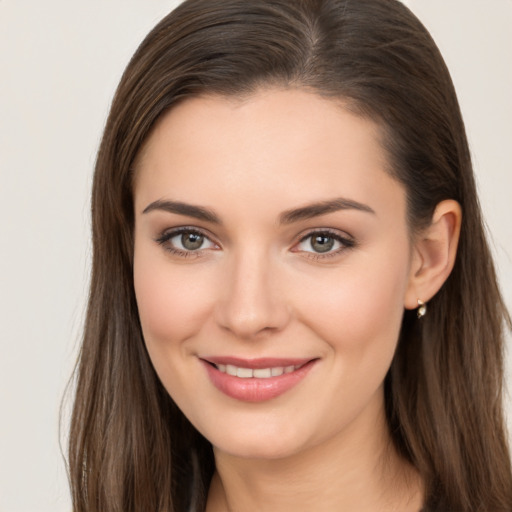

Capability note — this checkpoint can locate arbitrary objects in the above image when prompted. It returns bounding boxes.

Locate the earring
[417,299,427,319]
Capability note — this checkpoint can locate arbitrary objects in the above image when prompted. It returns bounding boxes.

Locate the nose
[215,250,290,339]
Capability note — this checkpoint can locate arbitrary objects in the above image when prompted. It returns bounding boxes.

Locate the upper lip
[201,356,316,369]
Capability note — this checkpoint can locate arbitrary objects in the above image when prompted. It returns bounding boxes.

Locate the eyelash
[155,227,356,260]
[155,227,218,258]
[294,229,356,260]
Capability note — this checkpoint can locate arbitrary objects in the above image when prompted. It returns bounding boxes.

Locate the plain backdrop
[0,1,510,511]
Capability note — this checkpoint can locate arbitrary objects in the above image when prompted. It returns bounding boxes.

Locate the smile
[201,357,317,402]
[214,363,303,379]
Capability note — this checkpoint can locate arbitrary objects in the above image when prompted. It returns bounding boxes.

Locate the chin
[215,437,303,460]
[205,419,315,461]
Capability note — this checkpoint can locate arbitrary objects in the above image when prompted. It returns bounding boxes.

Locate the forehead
[137,89,384,160]
[133,88,404,222]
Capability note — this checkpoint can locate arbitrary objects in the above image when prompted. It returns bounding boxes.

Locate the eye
[173,231,211,251]
[156,227,217,255]
[295,230,355,256]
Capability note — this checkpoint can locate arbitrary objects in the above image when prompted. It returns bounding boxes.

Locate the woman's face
[133,89,416,459]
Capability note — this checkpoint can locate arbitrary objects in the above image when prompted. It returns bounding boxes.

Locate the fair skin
[133,89,461,512]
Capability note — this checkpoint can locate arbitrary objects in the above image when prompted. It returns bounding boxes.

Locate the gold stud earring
[417,299,427,319]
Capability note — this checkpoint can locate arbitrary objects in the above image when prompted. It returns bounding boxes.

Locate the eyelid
[291,228,356,258]
[155,226,220,257]
[154,225,355,260]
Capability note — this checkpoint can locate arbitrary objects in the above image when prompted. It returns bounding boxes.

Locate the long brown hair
[68,0,512,510]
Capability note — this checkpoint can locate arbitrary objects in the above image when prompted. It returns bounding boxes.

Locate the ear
[404,199,462,310]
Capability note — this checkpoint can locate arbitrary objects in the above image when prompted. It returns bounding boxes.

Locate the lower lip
[202,360,316,402]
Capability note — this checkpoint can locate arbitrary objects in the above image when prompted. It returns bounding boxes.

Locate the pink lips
[201,356,317,402]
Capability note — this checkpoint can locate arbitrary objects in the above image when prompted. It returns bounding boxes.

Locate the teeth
[253,368,272,378]
[215,363,301,379]
[226,364,237,376]
[236,367,253,378]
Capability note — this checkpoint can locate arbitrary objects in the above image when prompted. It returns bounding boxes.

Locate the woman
[68,0,512,510]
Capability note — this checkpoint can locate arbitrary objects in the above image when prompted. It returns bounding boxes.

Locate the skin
[133,89,461,511]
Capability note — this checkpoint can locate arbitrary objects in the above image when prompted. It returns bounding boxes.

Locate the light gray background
[1,1,510,510]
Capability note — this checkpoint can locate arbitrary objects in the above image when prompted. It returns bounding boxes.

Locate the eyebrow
[142,199,221,224]
[279,197,375,224]
[142,196,375,225]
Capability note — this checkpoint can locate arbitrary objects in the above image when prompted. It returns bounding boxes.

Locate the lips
[201,356,317,402]
[216,363,301,378]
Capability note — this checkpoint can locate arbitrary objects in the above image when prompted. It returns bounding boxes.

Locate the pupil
[312,235,334,253]
[182,232,204,250]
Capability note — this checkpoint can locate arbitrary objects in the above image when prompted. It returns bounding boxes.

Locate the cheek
[133,246,214,346]
[293,247,411,431]
[296,245,411,357]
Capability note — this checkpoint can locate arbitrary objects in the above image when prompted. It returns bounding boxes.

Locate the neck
[206,393,423,512]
